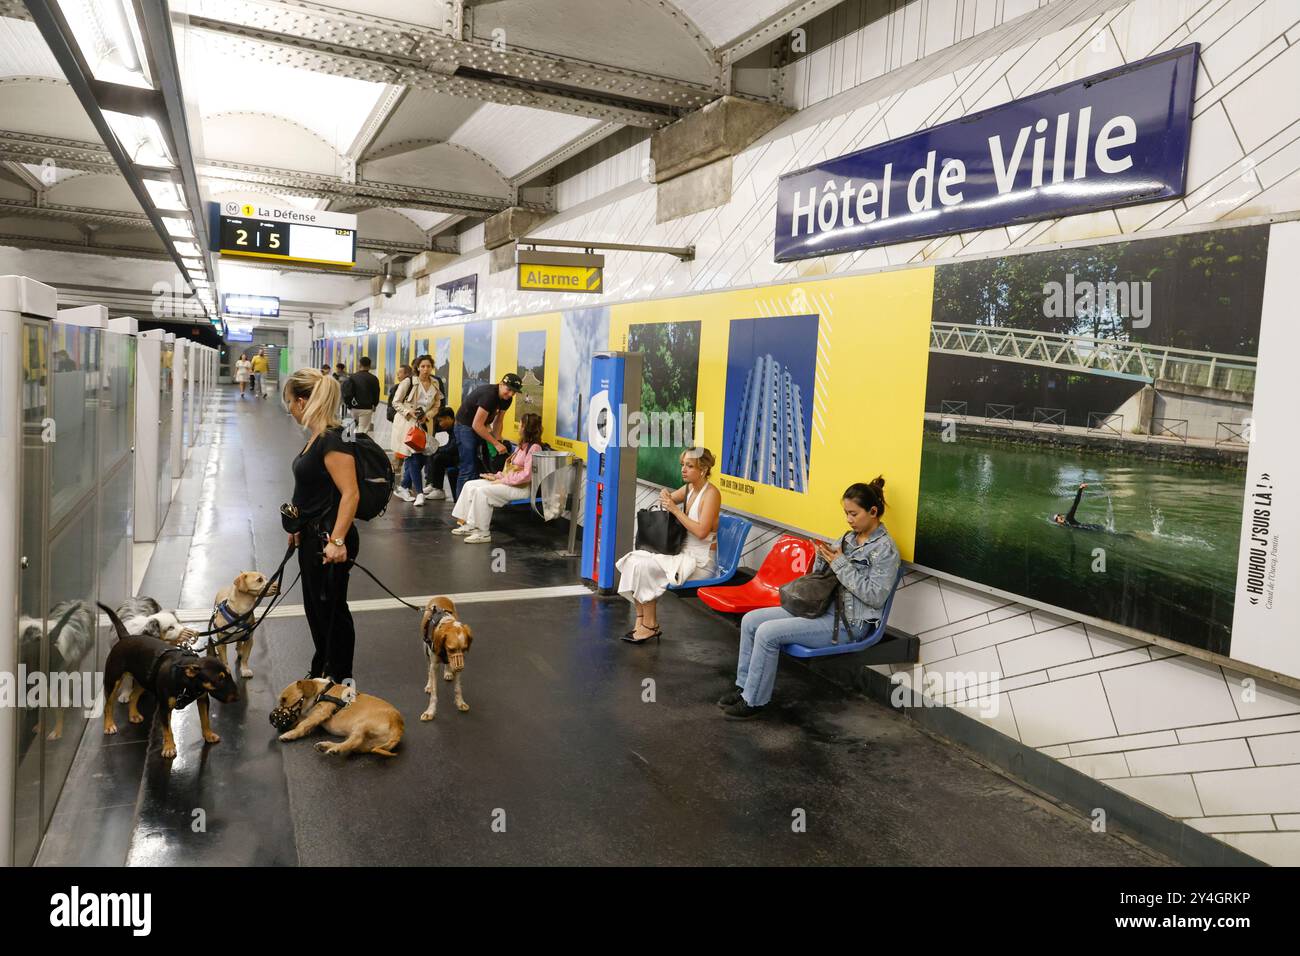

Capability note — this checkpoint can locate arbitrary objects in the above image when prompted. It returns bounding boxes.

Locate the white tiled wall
[334,0,1300,865]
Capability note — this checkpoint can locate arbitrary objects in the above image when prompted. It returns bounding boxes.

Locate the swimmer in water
[1053,483,1106,531]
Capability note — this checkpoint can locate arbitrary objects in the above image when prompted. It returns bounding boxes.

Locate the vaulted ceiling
[0,0,834,303]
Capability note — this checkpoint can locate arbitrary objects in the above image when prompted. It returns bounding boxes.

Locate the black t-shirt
[455,384,511,428]
[292,427,353,523]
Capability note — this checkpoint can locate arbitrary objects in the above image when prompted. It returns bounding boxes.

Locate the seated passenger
[615,448,720,644]
[720,478,901,720]
[451,412,543,543]
[422,406,459,500]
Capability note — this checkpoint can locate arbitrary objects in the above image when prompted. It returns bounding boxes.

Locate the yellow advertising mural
[612,270,933,560]
[492,312,561,441]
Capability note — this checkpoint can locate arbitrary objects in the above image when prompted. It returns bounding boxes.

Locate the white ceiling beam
[183,0,721,128]
[719,0,849,65]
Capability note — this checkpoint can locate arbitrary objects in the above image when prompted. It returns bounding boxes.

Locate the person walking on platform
[235,353,252,397]
[250,348,269,398]
[453,373,521,500]
[342,355,380,435]
[615,448,721,643]
[720,479,900,720]
[391,354,442,507]
[283,368,361,684]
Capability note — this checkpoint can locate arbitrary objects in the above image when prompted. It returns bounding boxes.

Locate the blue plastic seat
[783,567,906,658]
[668,513,751,590]
[506,497,542,507]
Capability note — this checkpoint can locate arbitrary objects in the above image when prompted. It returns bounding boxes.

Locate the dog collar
[146,647,203,710]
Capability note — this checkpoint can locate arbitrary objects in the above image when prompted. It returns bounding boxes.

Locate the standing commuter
[342,355,381,434]
[453,373,521,500]
[391,354,442,507]
[283,369,361,684]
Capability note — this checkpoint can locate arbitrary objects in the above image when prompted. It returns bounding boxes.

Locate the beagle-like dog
[211,571,278,678]
[273,679,404,757]
[420,596,473,721]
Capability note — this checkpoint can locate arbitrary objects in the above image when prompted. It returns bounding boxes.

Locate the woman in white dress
[615,447,720,644]
[235,355,252,397]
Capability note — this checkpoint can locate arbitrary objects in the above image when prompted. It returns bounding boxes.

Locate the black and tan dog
[419,596,473,721]
[99,603,238,759]
[274,678,404,757]
[211,571,278,679]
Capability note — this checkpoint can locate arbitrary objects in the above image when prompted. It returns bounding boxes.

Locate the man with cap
[453,372,522,500]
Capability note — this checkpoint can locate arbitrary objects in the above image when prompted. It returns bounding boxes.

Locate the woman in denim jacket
[721,477,901,720]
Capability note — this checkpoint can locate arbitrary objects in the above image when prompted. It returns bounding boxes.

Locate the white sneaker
[422,484,435,495]
[394,487,414,502]
[463,531,492,544]
[426,489,446,500]
[451,524,475,535]
[414,494,425,507]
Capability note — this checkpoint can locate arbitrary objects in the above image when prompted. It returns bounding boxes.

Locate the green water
[915,434,1245,655]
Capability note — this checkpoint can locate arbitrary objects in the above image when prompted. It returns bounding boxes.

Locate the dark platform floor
[40,388,1168,867]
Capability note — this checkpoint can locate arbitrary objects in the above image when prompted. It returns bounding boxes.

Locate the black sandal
[621,627,661,644]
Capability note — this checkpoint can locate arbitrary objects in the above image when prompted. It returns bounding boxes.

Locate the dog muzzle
[446,651,465,672]
[269,701,302,732]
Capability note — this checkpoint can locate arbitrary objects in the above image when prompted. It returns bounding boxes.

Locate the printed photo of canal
[914,225,1269,656]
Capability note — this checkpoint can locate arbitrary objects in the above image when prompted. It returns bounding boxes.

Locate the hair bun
[870,475,885,489]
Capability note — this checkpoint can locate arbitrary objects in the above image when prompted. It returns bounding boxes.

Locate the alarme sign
[774,44,1198,261]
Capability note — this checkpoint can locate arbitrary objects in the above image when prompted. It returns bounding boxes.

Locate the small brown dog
[211,571,278,678]
[274,678,404,757]
[420,596,473,721]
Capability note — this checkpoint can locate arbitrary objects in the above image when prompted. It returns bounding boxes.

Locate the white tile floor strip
[170,584,592,622]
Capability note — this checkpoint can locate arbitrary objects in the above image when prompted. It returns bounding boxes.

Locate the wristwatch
[329,537,345,548]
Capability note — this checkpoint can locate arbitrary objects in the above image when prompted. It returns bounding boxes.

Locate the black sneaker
[717,687,744,708]
[723,700,765,720]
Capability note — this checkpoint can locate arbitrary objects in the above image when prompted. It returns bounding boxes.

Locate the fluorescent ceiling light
[103,111,173,168]
[174,240,202,257]
[57,0,153,90]
[162,216,193,238]
[142,178,185,211]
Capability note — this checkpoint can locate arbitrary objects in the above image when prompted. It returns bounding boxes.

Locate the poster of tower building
[721,314,818,492]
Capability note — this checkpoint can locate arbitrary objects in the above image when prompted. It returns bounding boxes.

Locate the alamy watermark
[1043,272,1151,329]
[1,668,103,716]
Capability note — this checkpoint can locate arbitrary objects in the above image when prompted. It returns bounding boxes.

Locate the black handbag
[779,537,847,642]
[635,503,687,555]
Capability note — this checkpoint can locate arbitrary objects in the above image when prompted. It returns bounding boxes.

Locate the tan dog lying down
[420,596,473,721]
[274,679,404,757]
[212,571,278,679]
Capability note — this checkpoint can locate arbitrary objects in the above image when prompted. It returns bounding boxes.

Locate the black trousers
[299,525,359,682]
[425,442,460,493]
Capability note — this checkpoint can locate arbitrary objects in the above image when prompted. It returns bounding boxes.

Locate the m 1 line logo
[49,887,151,936]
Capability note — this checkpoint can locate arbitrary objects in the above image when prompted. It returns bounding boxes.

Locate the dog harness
[314,681,352,714]
[144,646,204,710]
[211,599,253,641]
[422,607,451,662]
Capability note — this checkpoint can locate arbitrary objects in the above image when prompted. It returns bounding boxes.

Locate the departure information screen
[211,200,357,267]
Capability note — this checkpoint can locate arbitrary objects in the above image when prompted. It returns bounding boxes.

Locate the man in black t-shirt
[453,373,521,499]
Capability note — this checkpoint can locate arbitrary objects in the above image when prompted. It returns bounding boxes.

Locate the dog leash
[348,561,426,613]
[185,544,301,650]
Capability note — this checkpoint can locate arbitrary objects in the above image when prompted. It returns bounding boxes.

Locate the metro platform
[37,390,1165,868]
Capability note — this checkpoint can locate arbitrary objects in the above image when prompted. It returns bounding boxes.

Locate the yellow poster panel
[405,326,464,410]
[612,269,933,560]
[492,312,561,444]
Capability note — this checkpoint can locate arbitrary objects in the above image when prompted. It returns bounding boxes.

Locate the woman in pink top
[451,412,543,543]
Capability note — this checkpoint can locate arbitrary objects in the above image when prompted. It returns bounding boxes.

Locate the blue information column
[582,352,642,592]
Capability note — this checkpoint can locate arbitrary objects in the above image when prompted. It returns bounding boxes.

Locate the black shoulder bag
[779,533,847,642]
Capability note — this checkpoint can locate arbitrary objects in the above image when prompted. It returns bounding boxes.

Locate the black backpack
[385,381,400,421]
[348,431,395,520]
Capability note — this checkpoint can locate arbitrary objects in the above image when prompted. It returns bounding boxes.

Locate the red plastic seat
[698,534,815,615]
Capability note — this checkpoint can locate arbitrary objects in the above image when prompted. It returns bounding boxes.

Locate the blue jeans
[401,453,426,491]
[735,606,877,706]
[453,423,481,500]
